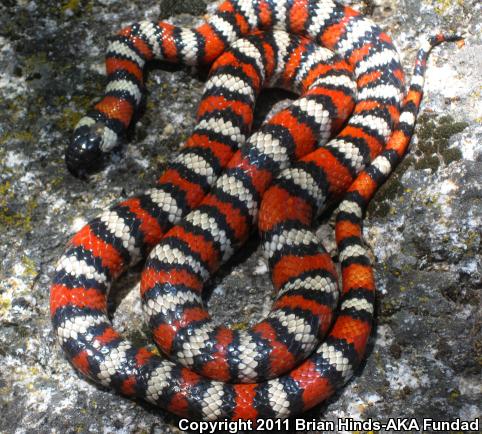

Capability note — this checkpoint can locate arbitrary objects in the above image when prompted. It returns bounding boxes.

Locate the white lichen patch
[422,43,481,122]
[316,221,337,257]
[459,258,478,275]
[386,360,430,391]
[89,59,106,76]
[165,105,191,136]
[51,391,85,417]
[367,216,406,263]
[261,294,272,317]
[456,375,482,399]
[18,171,38,186]
[376,325,396,348]
[49,197,67,214]
[451,124,482,161]
[1,275,31,322]
[459,404,480,421]
[124,144,150,169]
[5,151,29,168]
[212,284,225,296]
[0,38,28,99]
[439,179,458,194]
[425,64,466,98]
[253,257,268,275]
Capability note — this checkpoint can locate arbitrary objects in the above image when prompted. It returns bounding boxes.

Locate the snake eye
[65,123,107,178]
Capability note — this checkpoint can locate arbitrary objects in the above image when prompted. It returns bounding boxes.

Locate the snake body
[52,0,459,421]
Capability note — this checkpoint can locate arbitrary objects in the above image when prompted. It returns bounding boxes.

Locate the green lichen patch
[368,112,467,218]
[429,0,465,14]
[56,107,83,133]
[61,0,81,12]
[0,95,29,127]
[21,256,38,278]
[159,0,207,19]
[0,181,38,233]
[0,293,11,314]
[60,0,93,15]
[0,131,35,146]
[231,322,249,331]
[414,113,467,172]
[54,93,102,138]
[368,167,406,218]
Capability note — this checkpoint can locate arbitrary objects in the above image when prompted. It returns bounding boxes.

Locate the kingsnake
[52,0,460,421]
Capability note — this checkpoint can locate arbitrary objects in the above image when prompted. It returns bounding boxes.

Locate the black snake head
[65,123,107,179]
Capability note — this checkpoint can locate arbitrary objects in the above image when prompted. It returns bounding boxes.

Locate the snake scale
[51,0,460,421]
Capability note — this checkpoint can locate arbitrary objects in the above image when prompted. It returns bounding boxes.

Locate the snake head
[65,122,108,179]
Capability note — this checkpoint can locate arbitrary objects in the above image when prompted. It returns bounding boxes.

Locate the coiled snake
[51,0,460,421]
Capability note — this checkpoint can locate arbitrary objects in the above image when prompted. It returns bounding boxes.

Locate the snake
[52,0,460,421]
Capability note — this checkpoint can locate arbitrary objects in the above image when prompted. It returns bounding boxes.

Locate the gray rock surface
[0,0,480,433]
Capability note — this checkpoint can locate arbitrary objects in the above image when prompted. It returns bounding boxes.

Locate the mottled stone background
[0,0,480,433]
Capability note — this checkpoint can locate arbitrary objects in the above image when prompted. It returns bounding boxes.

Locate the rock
[0,0,480,432]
